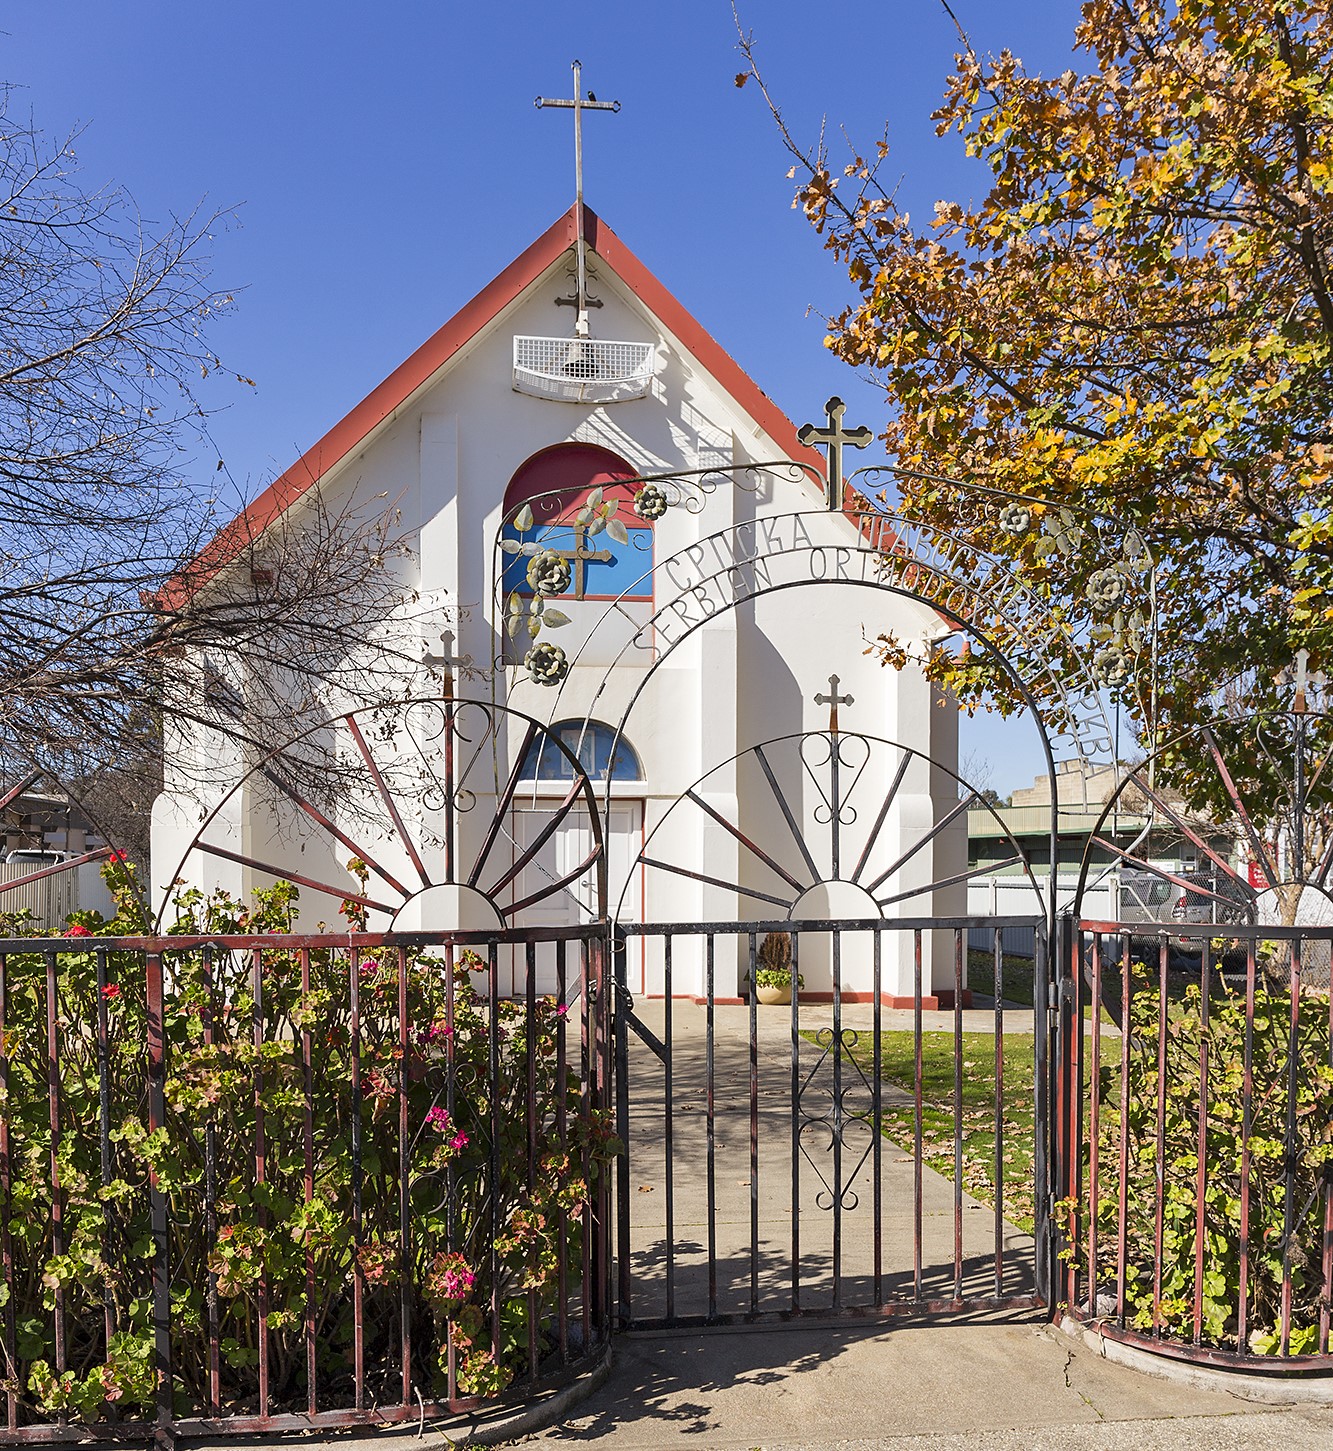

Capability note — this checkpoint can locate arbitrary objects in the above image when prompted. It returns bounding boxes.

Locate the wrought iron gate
[609,916,1054,1328]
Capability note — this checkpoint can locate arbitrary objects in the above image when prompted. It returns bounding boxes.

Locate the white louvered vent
[512,335,655,404]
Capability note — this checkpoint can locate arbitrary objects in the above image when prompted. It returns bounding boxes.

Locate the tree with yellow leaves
[743,0,1333,777]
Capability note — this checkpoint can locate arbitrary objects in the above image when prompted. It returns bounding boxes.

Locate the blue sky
[10,0,1095,792]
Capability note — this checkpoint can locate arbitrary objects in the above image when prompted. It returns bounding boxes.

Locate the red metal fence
[0,927,613,1441]
[1059,922,1333,1370]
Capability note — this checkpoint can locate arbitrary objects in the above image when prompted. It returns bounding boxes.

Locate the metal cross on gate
[815,673,854,733]
[422,627,475,698]
[798,396,874,510]
[554,520,613,599]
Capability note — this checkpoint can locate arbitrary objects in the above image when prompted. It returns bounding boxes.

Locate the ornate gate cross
[815,673,854,734]
[798,396,873,510]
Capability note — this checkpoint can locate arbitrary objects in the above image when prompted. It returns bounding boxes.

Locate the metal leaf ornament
[524,641,569,686]
[633,483,669,521]
[526,549,571,596]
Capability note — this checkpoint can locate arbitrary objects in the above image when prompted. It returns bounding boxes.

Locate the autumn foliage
[762,1,1333,738]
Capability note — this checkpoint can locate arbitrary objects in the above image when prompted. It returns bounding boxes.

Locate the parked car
[1,848,72,868]
[1167,869,1254,952]
[1109,866,1253,963]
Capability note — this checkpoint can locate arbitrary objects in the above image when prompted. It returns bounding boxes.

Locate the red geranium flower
[62,924,93,938]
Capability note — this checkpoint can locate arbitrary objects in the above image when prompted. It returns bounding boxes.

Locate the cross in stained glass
[554,521,613,599]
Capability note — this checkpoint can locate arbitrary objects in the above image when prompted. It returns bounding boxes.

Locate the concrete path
[514,1319,1333,1448]
[501,998,1333,1448]
[618,999,1035,1323]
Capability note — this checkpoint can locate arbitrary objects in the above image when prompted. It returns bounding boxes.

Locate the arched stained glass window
[501,443,654,602]
[521,721,642,782]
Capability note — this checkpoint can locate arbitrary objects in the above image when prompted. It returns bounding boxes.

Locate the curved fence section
[0,926,613,1441]
[1058,920,1333,1372]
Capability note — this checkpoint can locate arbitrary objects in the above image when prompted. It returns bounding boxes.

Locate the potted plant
[753,931,802,1004]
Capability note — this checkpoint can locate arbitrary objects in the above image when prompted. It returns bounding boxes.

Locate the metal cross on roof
[553,521,613,599]
[798,396,874,510]
[815,674,854,734]
[536,62,620,331]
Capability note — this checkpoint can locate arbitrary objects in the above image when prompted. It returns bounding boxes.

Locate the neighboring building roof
[160,203,825,608]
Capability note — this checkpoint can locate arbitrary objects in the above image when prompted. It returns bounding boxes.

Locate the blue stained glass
[500,523,654,600]
[521,721,642,781]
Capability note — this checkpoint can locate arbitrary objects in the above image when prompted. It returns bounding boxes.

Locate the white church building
[152,202,969,1003]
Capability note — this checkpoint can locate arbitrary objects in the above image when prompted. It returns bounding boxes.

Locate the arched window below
[521,721,642,782]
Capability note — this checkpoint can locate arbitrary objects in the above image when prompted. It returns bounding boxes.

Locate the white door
[508,801,642,995]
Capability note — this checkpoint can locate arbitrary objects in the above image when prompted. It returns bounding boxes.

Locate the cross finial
[814,674,855,734]
[536,62,620,334]
[797,396,873,510]
[423,627,474,699]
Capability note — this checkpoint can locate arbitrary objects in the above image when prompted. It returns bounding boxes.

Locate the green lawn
[844,1027,1039,1233]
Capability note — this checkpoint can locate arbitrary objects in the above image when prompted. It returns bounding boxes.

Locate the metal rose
[1087,568,1126,612]
[1093,646,1130,687]
[525,548,571,596]
[632,482,669,520]
[998,503,1031,536]
[524,641,569,686]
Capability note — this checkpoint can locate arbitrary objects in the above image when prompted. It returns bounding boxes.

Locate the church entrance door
[509,799,642,995]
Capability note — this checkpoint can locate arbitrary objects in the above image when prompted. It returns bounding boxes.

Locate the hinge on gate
[1048,980,1060,1010]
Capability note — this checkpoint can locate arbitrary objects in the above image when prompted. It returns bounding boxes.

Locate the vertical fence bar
[525,940,539,1383]
[1237,936,1256,1352]
[145,949,172,1442]
[992,927,1004,1296]
[790,932,801,1313]
[95,947,114,1359]
[1280,937,1301,1355]
[0,954,14,1431]
[555,938,569,1363]
[1192,948,1210,1347]
[1115,935,1132,1326]
[397,944,412,1408]
[913,929,923,1301]
[873,928,883,1306]
[1086,935,1102,1316]
[349,947,365,1410]
[952,930,963,1302]
[44,949,65,1413]
[445,944,459,1401]
[488,941,502,1367]
[833,927,845,1310]
[748,932,759,1318]
[706,933,717,1322]
[1322,933,1333,1356]
[202,947,221,1415]
[300,946,317,1416]
[1064,927,1086,1313]
[613,933,631,1329]
[579,938,593,1358]
[1152,936,1168,1339]
[251,946,269,1418]
[663,933,676,1324]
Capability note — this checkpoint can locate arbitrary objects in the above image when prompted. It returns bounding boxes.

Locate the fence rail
[1059,920,1333,1370]
[0,927,613,1442]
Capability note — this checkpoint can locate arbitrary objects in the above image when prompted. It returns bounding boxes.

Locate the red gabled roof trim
[161,204,824,607]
